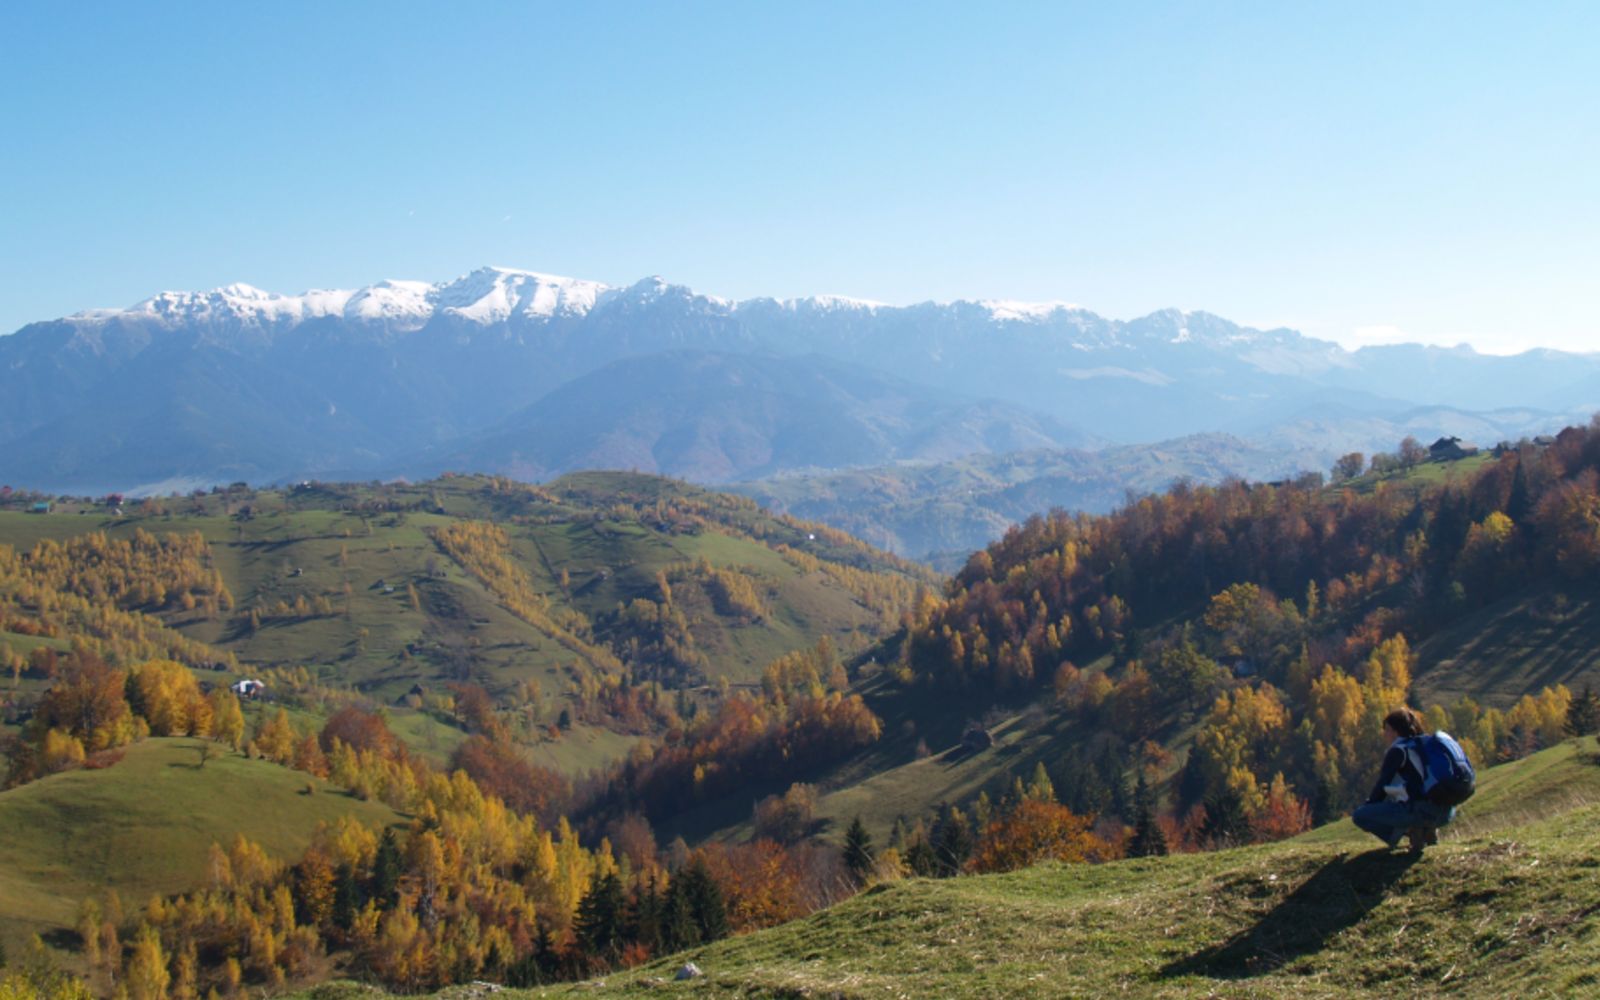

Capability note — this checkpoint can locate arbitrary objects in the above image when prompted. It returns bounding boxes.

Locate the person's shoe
[1405,826,1428,854]
[1424,825,1439,846]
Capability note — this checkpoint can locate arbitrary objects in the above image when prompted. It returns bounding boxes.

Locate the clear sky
[1,2,1595,354]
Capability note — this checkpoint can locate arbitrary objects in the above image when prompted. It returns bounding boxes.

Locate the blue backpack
[1406,731,1476,807]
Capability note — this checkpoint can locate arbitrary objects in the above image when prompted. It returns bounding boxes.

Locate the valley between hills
[4,425,1600,997]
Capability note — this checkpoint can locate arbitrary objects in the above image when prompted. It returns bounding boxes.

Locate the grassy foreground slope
[389,736,1595,1000]
[0,738,404,957]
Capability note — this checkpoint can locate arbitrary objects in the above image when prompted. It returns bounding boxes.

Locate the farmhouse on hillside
[1429,436,1479,461]
[231,679,266,699]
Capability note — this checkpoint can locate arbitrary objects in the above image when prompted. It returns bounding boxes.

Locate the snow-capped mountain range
[59,265,1339,359]
[70,269,612,329]
[2,265,1596,497]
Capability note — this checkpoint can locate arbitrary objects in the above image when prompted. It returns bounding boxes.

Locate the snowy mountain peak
[605,274,729,310]
[433,267,611,323]
[342,279,433,323]
[624,275,670,296]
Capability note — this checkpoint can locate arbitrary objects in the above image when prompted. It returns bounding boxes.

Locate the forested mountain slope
[674,425,1600,850]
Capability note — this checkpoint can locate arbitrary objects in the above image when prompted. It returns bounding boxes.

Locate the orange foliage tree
[968,800,1112,874]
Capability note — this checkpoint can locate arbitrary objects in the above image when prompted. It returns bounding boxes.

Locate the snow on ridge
[343,279,433,323]
[980,299,1085,322]
[434,266,613,322]
[113,284,357,325]
[61,270,1329,345]
[63,267,619,330]
[791,294,888,311]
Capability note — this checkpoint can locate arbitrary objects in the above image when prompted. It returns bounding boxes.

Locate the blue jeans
[1352,798,1455,847]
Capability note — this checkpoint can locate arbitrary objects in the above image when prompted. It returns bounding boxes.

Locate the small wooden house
[1429,436,1479,461]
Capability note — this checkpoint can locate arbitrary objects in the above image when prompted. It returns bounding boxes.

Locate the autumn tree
[1398,435,1428,467]
[209,691,243,745]
[32,653,135,752]
[1332,452,1366,482]
[127,659,208,736]
[969,799,1107,873]
[125,925,171,1000]
[251,709,297,765]
[752,783,817,844]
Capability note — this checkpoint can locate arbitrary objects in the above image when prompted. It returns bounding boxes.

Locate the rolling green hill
[0,738,405,960]
[0,473,929,774]
[303,736,1600,999]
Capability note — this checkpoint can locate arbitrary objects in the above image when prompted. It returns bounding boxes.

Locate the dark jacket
[1366,739,1426,804]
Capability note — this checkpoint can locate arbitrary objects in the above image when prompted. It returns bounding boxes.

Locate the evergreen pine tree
[1311,770,1342,827]
[932,806,973,877]
[372,828,402,910]
[1101,745,1131,820]
[575,871,626,960]
[1127,773,1168,858]
[903,836,937,877]
[683,858,729,942]
[661,878,700,952]
[660,859,728,949]
[506,926,556,987]
[1057,747,1091,814]
[626,872,664,954]
[1565,684,1600,737]
[1200,788,1250,848]
[842,816,875,887]
[332,863,360,932]
[1507,454,1532,523]
[1175,747,1209,811]
[534,923,558,981]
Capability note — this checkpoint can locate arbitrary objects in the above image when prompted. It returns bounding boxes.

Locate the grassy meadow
[0,738,405,960]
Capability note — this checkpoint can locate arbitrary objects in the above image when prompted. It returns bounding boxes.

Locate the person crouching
[1351,707,1455,853]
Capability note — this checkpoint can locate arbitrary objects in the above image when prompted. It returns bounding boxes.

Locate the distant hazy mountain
[1,264,1595,493]
[422,351,1097,483]
[732,434,1305,562]
[734,401,1587,563]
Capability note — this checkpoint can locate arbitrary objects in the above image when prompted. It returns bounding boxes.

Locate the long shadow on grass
[1160,849,1419,980]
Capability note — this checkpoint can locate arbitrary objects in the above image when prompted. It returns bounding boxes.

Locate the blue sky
[1,2,1595,353]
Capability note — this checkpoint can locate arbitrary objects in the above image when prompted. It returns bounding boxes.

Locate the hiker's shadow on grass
[1161,849,1419,980]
